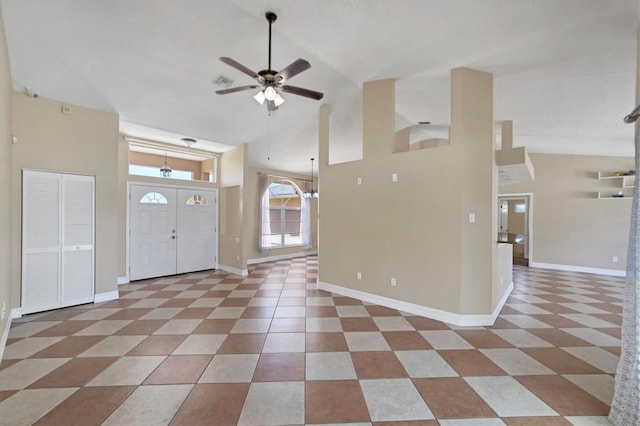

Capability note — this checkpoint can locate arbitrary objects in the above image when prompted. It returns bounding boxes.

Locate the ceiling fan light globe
[274,93,285,107]
[264,86,277,101]
[253,90,266,105]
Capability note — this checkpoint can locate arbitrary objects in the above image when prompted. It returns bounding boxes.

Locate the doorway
[129,184,218,281]
[498,194,532,266]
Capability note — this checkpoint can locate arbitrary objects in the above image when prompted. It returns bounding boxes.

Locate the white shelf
[596,171,635,199]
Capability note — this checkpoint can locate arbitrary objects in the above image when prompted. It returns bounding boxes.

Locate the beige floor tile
[0,387,78,425]
[86,356,166,386]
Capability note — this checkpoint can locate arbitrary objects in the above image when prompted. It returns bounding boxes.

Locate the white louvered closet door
[61,174,94,307]
[22,171,62,314]
[22,171,95,315]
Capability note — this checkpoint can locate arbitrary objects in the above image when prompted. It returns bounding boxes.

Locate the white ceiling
[1,0,638,175]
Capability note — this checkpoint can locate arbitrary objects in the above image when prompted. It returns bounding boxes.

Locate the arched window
[261,180,308,248]
[140,192,168,204]
[185,194,209,206]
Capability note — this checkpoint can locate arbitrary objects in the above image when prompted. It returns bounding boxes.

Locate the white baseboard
[493,281,514,320]
[530,262,626,277]
[218,264,248,277]
[247,250,318,265]
[318,281,510,327]
[94,291,119,304]
[117,276,129,285]
[0,308,23,363]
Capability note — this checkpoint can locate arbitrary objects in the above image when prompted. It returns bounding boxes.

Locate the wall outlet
[234,236,240,244]
[392,173,398,182]
[1,302,5,320]
[357,272,362,280]
[61,104,72,115]
[613,256,619,263]
[390,278,397,287]
[469,213,476,223]
[357,177,362,185]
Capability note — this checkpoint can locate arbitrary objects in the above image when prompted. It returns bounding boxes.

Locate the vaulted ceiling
[1,0,638,174]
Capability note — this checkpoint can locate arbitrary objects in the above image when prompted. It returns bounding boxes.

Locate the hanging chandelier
[160,151,172,177]
[303,157,319,198]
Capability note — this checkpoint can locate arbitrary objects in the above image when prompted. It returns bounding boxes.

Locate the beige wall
[500,153,633,272]
[244,167,318,262]
[218,144,247,270]
[11,94,120,304]
[0,6,13,334]
[319,71,498,317]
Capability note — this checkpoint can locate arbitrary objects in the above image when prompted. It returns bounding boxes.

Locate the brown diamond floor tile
[28,357,118,388]
[160,298,195,308]
[515,375,610,415]
[104,308,153,320]
[382,331,432,350]
[371,419,439,425]
[241,307,276,318]
[174,308,215,319]
[171,383,250,425]
[603,346,621,356]
[351,351,408,379]
[521,348,604,374]
[252,353,305,381]
[0,390,17,403]
[455,330,515,348]
[503,416,573,425]
[595,328,621,338]
[0,359,20,371]
[219,297,252,307]
[527,328,592,347]
[333,296,364,306]
[306,332,349,352]
[488,318,521,329]
[405,316,449,330]
[306,380,371,424]
[114,319,169,335]
[144,354,212,384]
[193,319,237,334]
[438,349,507,376]
[306,306,338,317]
[32,320,97,337]
[217,333,266,354]
[33,386,136,426]
[127,335,187,355]
[592,313,622,325]
[30,336,106,358]
[529,314,586,328]
[35,309,92,321]
[340,317,379,331]
[97,298,139,308]
[413,377,496,419]
[366,305,401,316]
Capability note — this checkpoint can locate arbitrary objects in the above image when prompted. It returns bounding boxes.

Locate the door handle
[170,236,176,239]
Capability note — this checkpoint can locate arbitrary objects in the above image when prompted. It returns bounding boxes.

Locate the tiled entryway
[0,256,622,425]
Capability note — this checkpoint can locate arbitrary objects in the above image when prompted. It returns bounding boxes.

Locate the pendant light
[160,151,172,177]
[303,158,319,198]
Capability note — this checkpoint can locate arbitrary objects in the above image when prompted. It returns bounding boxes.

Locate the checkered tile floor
[0,256,623,425]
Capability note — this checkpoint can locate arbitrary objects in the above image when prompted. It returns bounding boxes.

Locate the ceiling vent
[213,75,234,89]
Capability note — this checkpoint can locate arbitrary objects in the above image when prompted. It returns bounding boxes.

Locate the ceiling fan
[215,11,324,112]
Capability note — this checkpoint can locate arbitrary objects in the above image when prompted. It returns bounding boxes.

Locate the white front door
[130,185,177,281]
[176,189,217,274]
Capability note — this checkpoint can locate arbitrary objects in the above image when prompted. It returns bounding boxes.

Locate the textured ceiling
[1,0,638,175]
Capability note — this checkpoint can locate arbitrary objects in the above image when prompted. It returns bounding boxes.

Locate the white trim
[0,309,23,362]
[247,250,317,265]
[94,291,119,303]
[493,281,514,319]
[218,264,248,277]
[530,262,626,277]
[317,281,513,327]
[117,276,129,285]
[498,192,534,262]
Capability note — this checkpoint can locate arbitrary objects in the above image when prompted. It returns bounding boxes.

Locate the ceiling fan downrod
[266,12,277,72]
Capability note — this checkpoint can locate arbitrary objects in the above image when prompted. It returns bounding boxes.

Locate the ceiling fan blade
[281,85,324,101]
[267,100,278,112]
[215,85,259,95]
[275,59,311,82]
[219,57,261,81]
